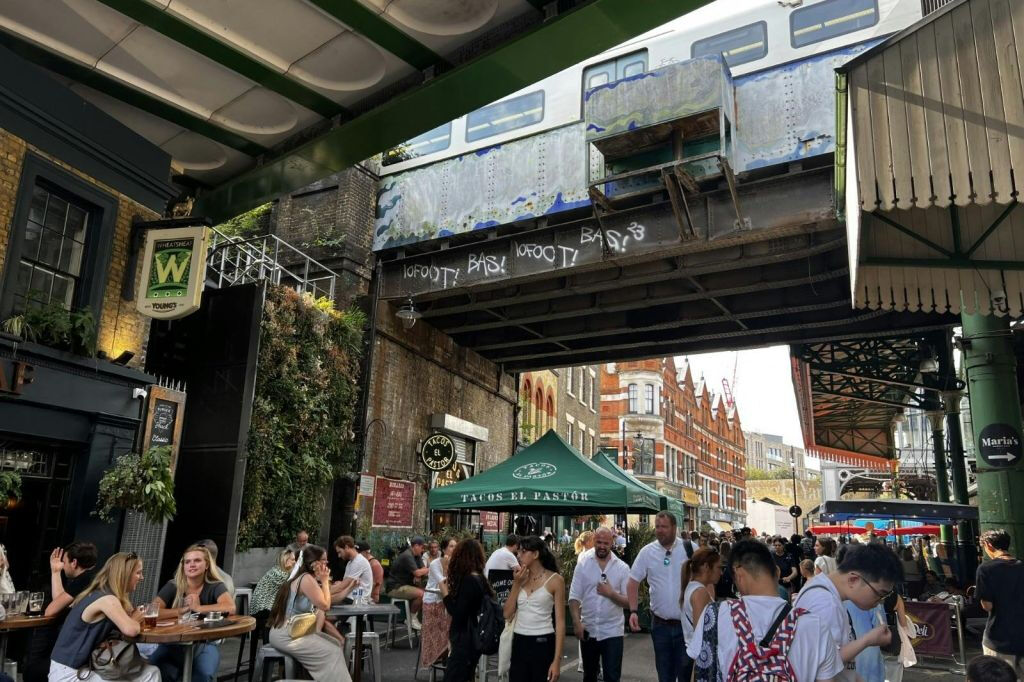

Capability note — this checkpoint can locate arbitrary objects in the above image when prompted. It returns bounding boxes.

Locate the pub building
[0,43,178,588]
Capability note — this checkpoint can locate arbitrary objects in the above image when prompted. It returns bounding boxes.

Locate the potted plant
[95,446,176,524]
[1,297,97,356]
[0,470,22,507]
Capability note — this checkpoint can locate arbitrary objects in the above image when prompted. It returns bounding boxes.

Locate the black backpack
[472,579,504,655]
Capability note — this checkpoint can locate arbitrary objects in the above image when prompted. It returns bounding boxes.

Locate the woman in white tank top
[679,548,723,681]
[503,536,566,682]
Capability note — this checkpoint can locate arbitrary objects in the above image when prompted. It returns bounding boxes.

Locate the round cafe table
[138,615,255,682]
[0,614,56,668]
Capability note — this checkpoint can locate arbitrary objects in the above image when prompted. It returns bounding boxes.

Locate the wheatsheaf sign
[136,226,209,320]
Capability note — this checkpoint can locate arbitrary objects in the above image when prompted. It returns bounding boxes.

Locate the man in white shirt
[627,511,690,682]
[570,527,630,682]
[794,543,900,681]
[331,535,372,603]
[687,539,843,681]
[484,534,520,578]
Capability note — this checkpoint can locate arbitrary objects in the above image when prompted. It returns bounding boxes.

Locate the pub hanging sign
[136,226,209,320]
[421,433,456,471]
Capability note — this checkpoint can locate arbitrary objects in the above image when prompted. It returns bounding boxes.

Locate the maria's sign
[978,423,1022,468]
[136,226,209,319]
[421,433,456,471]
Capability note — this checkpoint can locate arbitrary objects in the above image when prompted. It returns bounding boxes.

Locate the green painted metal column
[927,411,955,546]
[961,311,1024,556]
[944,390,977,578]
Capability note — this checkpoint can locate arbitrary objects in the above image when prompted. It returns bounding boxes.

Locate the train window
[790,0,879,48]
[382,122,452,166]
[465,90,544,143]
[582,49,648,99]
[691,21,768,68]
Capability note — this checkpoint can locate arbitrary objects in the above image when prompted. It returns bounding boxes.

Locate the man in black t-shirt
[385,537,429,629]
[772,537,798,594]
[23,542,98,682]
[975,528,1024,677]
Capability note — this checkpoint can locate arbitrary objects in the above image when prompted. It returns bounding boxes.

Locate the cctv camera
[132,387,148,400]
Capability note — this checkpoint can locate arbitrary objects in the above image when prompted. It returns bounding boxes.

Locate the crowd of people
[0,517,1019,682]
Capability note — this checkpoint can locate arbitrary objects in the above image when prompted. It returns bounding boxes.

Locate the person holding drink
[149,544,236,682]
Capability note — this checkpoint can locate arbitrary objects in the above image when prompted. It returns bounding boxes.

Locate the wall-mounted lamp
[112,350,135,366]
[396,298,422,329]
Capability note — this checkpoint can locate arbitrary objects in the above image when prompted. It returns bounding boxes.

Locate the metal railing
[205,228,338,300]
[922,0,955,15]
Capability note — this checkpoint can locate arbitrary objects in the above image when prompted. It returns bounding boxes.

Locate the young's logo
[512,462,557,480]
[147,238,194,298]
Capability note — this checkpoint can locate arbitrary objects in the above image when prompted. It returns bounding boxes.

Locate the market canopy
[428,430,661,514]
[590,451,685,518]
[819,499,978,524]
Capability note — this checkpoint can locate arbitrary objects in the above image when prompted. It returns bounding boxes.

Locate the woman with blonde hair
[574,531,595,564]
[48,552,160,682]
[151,544,236,682]
[268,545,349,682]
[252,549,295,615]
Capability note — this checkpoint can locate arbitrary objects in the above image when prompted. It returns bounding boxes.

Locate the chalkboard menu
[149,399,177,448]
[489,569,514,606]
[372,477,415,528]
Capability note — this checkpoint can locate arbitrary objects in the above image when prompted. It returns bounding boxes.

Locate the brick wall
[364,304,517,529]
[0,127,158,368]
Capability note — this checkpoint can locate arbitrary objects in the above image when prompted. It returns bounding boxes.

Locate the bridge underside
[380,167,956,373]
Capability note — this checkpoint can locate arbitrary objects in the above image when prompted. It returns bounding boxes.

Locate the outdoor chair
[345,631,382,682]
[254,644,299,682]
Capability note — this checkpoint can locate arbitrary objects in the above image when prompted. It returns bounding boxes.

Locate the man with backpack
[687,539,842,681]
[794,543,901,680]
[627,512,693,682]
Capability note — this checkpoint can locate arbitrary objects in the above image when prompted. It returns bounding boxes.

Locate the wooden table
[0,614,55,667]
[326,604,399,682]
[137,615,255,682]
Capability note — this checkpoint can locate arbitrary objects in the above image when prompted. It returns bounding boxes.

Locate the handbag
[284,579,317,639]
[896,616,917,668]
[497,613,516,680]
[0,545,14,595]
[81,636,145,681]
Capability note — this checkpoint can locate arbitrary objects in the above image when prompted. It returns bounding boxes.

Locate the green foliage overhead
[94,446,176,524]
[237,286,365,550]
[746,468,796,481]
[216,203,272,238]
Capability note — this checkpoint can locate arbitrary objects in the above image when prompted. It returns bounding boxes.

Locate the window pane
[587,72,609,89]
[28,187,47,224]
[43,195,68,233]
[51,274,73,308]
[621,59,645,78]
[64,205,88,239]
[691,21,768,67]
[58,237,85,275]
[791,0,878,48]
[37,228,62,269]
[28,267,53,301]
[466,91,544,143]
[22,220,43,260]
[382,122,452,167]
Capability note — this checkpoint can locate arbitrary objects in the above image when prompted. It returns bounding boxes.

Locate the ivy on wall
[236,285,365,550]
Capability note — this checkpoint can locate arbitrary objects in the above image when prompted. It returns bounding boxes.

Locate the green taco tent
[591,450,686,523]
[428,430,661,514]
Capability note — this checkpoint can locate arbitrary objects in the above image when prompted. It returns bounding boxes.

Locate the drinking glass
[14,590,28,615]
[28,591,43,615]
[143,602,159,630]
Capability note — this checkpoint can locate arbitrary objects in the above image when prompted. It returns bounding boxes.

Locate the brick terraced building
[601,358,746,533]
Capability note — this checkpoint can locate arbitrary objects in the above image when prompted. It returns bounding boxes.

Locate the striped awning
[839,0,1024,316]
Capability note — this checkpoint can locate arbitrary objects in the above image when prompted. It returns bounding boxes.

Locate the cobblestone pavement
[216,626,977,682]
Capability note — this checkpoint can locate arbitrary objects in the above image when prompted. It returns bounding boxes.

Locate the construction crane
[721,353,738,412]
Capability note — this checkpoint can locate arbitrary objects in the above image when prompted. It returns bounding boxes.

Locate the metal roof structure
[0,0,710,221]
[837,0,1024,317]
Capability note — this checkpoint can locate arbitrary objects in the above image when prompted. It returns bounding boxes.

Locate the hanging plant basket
[94,446,176,524]
[0,471,22,508]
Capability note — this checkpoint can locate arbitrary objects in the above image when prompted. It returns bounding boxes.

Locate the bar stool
[381,596,417,649]
[253,644,298,682]
[345,632,382,682]
[232,587,253,682]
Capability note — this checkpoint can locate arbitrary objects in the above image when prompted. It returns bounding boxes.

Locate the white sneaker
[410,615,422,630]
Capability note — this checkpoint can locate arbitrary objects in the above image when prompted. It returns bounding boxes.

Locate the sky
[678,346,806,449]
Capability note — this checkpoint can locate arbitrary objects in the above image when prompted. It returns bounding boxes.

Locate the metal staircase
[205,228,338,300]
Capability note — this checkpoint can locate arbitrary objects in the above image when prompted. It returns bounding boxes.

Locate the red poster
[904,601,954,656]
[482,511,499,532]
[372,477,415,528]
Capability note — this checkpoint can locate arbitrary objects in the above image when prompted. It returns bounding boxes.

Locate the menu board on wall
[149,399,177,448]
[372,477,415,528]
[482,511,500,532]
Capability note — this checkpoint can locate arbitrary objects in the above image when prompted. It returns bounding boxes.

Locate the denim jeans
[650,620,688,682]
[149,642,221,682]
[580,633,623,682]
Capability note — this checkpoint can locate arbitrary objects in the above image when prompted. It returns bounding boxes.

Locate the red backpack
[726,599,807,681]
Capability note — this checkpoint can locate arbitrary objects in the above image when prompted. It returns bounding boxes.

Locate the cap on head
[410,536,426,546]
[355,541,371,553]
